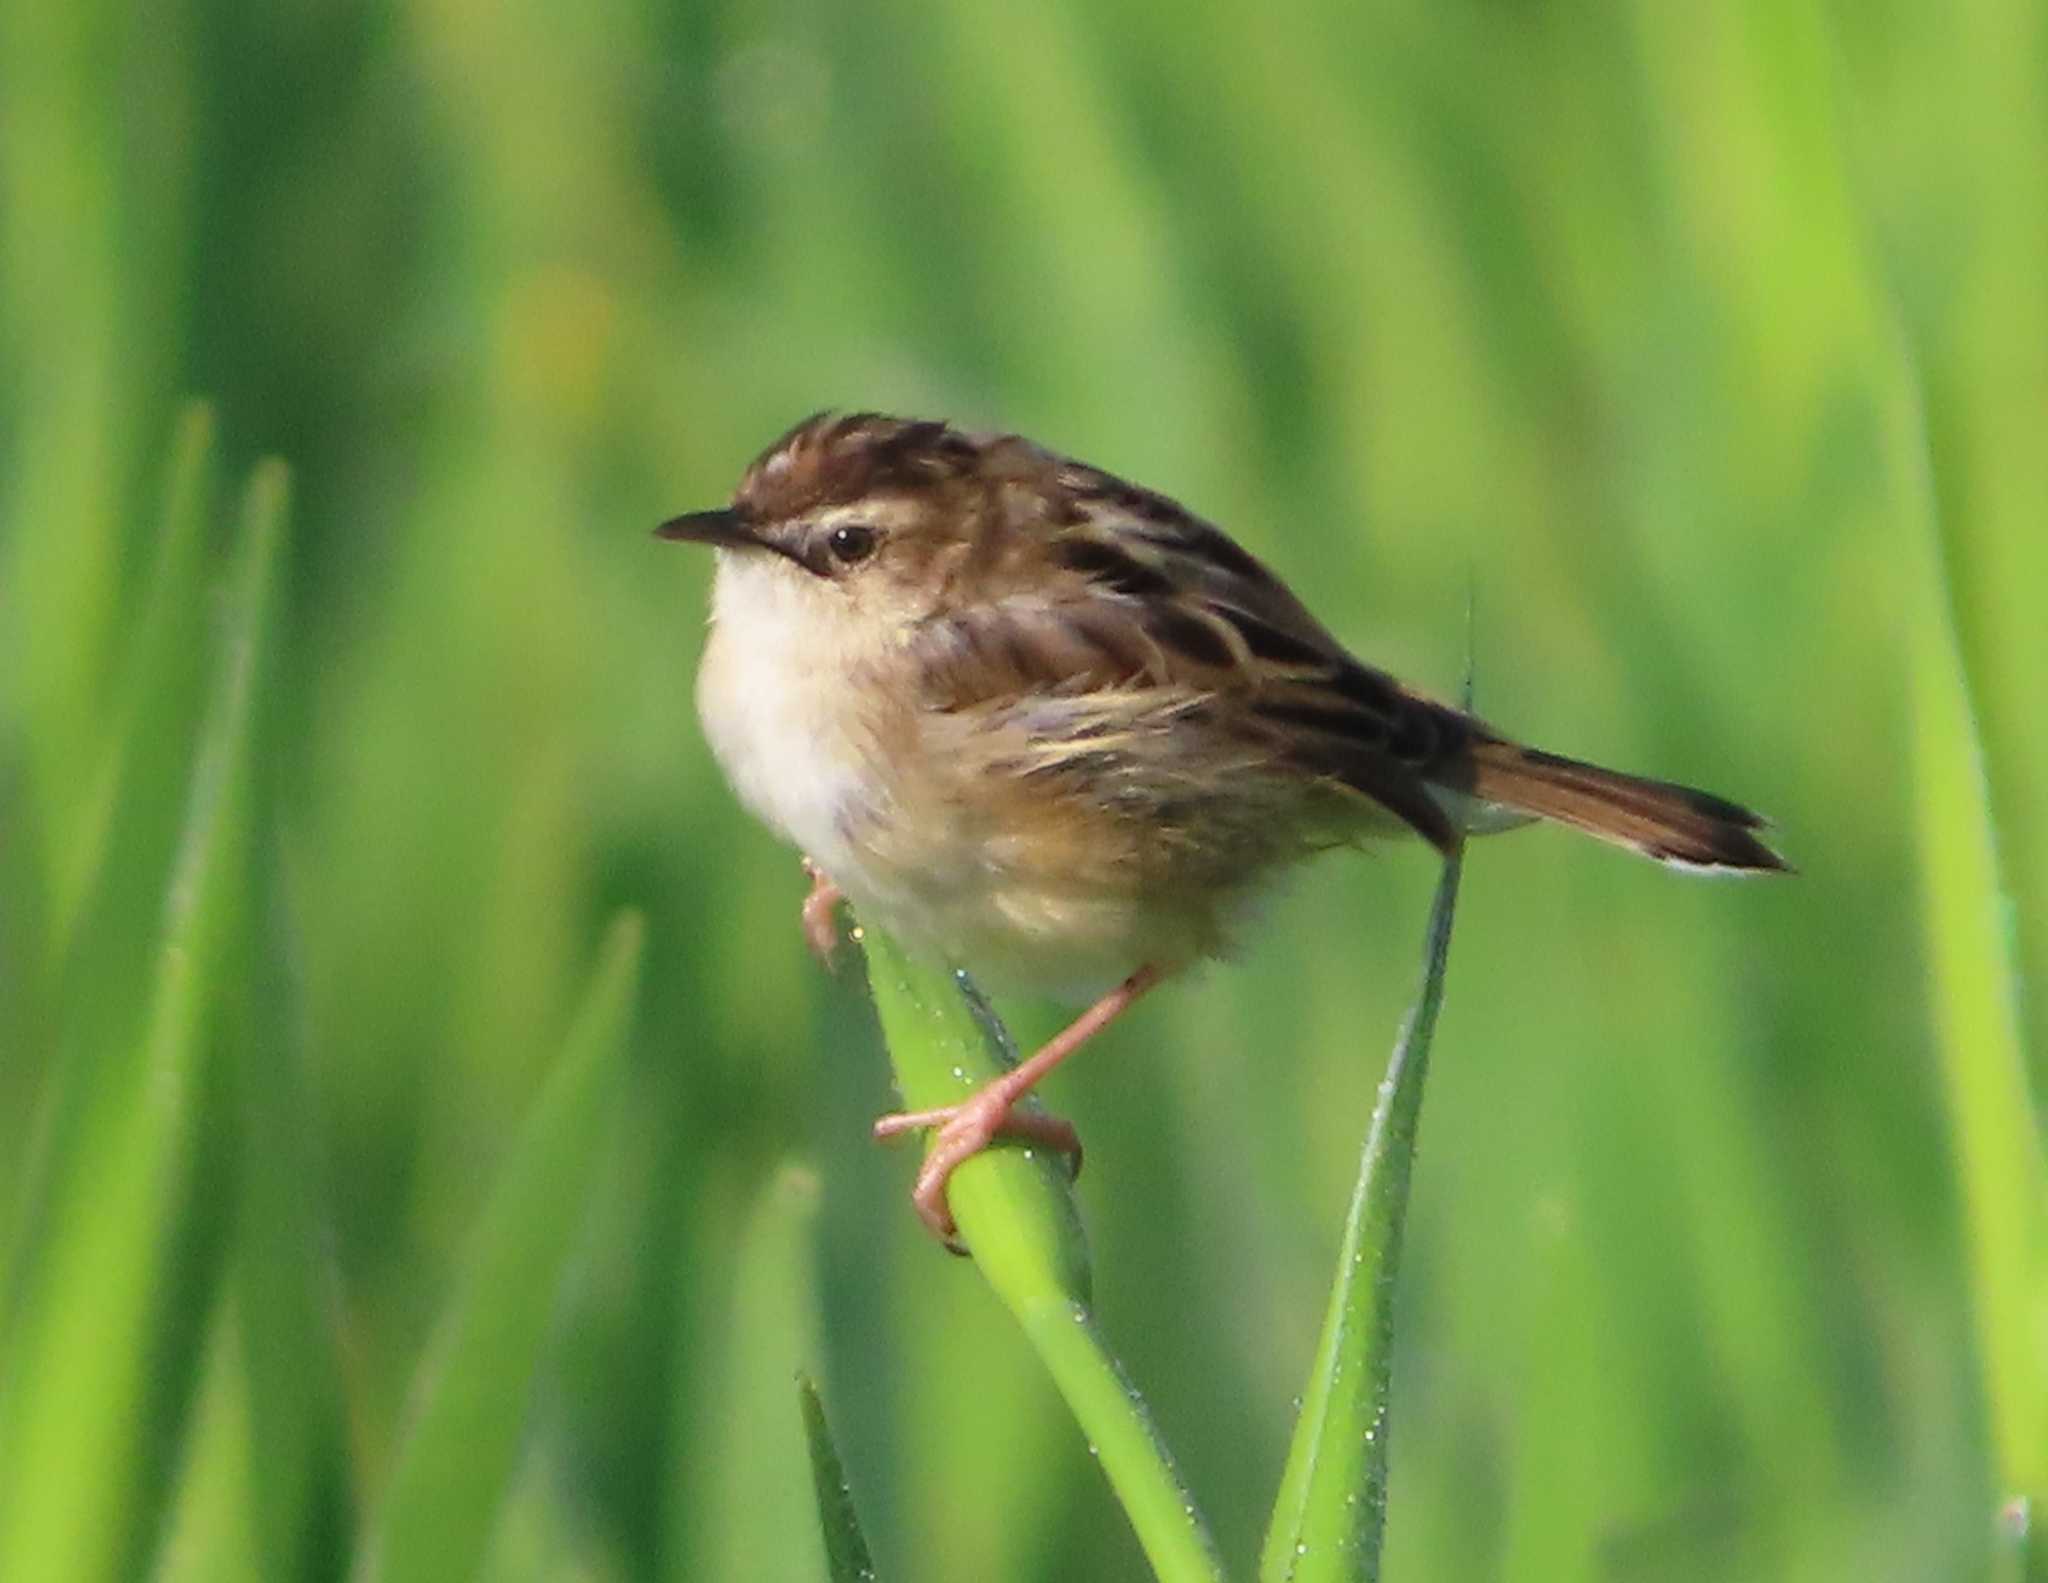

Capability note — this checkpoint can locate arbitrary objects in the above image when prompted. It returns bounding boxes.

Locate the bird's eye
[826,523,878,565]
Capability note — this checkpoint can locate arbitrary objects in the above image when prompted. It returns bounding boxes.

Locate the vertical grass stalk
[1260,849,1462,1583]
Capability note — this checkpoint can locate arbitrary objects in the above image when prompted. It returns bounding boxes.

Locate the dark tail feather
[1466,741,1789,874]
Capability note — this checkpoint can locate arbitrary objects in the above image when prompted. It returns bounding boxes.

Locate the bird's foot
[872,1091,1083,1251]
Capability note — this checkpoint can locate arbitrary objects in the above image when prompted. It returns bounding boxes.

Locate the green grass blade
[350,911,644,1583]
[860,926,1226,1583]
[798,1371,881,1583]
[1260,848,1463,1583]
[0,460,288,1583]
[1876,318,2048,1579]
[150,1293,268,1583]
[1909,486,2048,1576]
[1,406,220,1303]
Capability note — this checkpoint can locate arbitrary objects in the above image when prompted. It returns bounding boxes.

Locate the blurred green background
[3,0,2044,1578]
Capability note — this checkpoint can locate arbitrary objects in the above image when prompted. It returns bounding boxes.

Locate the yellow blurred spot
[498,264,616,430]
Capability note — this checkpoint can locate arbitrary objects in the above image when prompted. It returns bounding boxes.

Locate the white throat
[694,551,880,878]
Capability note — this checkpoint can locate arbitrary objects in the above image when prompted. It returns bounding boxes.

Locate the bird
[658,411,1786,1246]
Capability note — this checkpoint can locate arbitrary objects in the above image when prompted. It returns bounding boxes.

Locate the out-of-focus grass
[687,1164,832,1583]
[0,457,286,1583]
[1,0,2043,1578]
[353,912,643,1583]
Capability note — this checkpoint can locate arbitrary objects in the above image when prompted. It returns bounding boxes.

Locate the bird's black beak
[654,507,758,550]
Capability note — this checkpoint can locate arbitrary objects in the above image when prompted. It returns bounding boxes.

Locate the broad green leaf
[0,461,288,1583]
[860,928,1225,1583]
[351,911,644,1583]
[798,1373,881,1583]
[1261,848,1463,1583]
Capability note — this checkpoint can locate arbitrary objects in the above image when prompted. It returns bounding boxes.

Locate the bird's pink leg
[799,858,845,965]
[872,965,1164,1247]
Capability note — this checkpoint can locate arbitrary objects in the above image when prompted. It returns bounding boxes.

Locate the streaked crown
[735,412,988,526]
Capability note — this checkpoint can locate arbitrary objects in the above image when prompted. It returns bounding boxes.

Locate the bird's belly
[835,782,1245,1004]
[854,863,1163,1003]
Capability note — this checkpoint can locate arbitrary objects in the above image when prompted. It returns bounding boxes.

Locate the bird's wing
[909,571,1464,856]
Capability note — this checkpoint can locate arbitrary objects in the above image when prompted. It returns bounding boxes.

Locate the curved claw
[799,859,845,966]
[867,965,1160,1248]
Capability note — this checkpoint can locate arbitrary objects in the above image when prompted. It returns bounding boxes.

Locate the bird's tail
[1464,739,1788,874]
